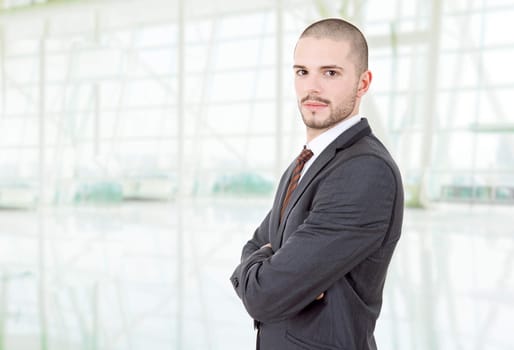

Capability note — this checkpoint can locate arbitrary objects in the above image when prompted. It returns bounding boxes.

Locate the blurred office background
[0,0,513,349]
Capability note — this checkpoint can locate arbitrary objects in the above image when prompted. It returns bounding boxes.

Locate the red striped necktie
[280,146,314,221]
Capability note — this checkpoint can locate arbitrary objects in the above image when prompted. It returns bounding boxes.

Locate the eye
[325,70,338,77]
[295,69,308,76]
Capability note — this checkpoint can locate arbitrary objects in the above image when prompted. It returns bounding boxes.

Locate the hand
[315,292,325,300]
[261,243,272,249]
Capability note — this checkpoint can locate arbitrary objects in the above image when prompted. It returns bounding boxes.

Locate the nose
[305,73,322,94]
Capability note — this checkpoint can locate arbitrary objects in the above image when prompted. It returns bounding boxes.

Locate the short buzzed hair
[299,18,368,74]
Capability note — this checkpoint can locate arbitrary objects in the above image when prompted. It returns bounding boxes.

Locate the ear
[357,70,372,98]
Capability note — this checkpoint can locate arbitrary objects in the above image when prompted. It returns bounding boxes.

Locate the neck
[305,111,360,143]
[306,127,328,143]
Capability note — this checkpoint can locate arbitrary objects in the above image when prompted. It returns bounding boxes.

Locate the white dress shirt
[300,114,363,181]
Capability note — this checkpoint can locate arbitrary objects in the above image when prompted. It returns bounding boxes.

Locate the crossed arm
[230,156,397,323]
[261,242,325,300]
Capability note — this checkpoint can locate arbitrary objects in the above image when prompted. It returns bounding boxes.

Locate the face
[293,37,371,141]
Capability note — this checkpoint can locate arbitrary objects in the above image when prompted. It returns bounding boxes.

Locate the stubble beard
[300,93,357,131]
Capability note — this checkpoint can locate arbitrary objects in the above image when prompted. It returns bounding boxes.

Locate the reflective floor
[0,199,513,349]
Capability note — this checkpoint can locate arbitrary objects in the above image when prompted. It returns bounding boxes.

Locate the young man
[230,18,404,350]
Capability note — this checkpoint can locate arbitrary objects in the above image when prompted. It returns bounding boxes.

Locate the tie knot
[297,148,313,164]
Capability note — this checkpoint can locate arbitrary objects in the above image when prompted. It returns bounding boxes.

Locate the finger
[316,292,324,300]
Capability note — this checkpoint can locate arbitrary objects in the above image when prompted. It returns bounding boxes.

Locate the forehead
[294,37,351,66]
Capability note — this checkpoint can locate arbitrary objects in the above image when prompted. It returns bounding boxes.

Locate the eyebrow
[293,64,344,71]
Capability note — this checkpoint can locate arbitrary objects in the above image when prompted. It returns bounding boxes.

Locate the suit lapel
[276,118,372,247]
[269,161,295,247]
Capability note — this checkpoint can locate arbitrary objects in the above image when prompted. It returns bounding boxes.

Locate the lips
[303,100,328,110]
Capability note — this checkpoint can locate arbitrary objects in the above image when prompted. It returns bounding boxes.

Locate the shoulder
[325,134,402,192]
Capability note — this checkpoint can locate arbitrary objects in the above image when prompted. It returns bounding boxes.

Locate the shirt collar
[306,114,362,156]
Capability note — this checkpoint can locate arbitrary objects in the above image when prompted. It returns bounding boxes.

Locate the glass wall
[2,0,512,209]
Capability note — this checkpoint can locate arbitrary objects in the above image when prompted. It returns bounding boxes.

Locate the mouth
[302,100,329,111]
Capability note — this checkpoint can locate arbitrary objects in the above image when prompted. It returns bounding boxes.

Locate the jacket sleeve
[230,155,399,323]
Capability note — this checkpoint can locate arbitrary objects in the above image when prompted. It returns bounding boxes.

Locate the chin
[302,113,329,129]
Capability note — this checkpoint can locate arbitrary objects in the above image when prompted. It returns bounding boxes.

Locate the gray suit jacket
[230,118,404,350]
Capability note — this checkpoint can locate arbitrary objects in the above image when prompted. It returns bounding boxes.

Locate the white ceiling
[0,0,312,40]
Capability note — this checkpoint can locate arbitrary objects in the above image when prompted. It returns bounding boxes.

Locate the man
[230,18,403,350]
